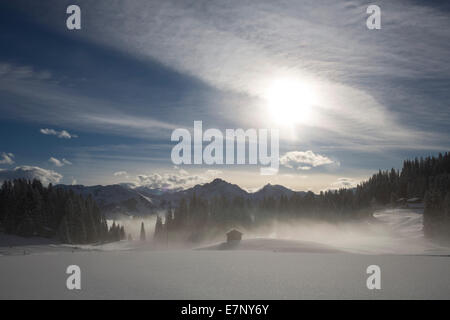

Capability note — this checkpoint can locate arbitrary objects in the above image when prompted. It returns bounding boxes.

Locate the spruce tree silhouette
[140,222,146,241]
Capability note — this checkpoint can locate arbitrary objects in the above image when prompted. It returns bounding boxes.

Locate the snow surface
[198,238,343,253]
[1,209,450,299]
[1,250,449,299]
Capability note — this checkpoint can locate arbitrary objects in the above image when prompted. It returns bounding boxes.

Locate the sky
[0,0,449,192]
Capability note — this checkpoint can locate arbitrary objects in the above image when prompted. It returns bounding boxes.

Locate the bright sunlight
[265,78,317,126]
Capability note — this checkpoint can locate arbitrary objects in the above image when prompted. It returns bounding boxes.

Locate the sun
[265,78,316,126]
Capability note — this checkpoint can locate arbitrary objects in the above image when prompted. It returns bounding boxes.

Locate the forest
[0,179,125,244]
[1,153,449,245]
[154,152,450,243]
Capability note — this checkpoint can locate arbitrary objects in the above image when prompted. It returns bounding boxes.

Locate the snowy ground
[1,209,450,299]
[1,250,449,299]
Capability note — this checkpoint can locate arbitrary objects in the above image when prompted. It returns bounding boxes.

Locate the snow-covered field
[1,209,450,299]
[1,250,450,299]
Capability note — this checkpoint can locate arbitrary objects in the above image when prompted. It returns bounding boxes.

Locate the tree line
[153,152,450,242]
[0,179,126,244]
[152,188,371,243]
[354,152,450,239]
[2,152,449,244]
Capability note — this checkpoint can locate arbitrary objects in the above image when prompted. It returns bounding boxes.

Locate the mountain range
[56,178,307,218]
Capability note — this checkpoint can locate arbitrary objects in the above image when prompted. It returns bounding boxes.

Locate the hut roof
[226,229,242,236]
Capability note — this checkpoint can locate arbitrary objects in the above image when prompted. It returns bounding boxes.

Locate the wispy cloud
[40,128,78,139]
[324,177,358,192]
[113,171,128,177]
[205,169,223,177]
[136,172,205,191]
[0,152,15,165]
[280,151,335,170]
[0,62,51,81]
[71,0,449,151]
[134,167,220,191]
[0,75,178,140]
[4,1,450,151]
[48,157,72,167]
[1,0,449,189]
[0,166,62,185]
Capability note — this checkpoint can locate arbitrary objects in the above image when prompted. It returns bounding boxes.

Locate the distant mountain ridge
[56,184,155,218]
[251,183,305,200]
[56,178,307,218]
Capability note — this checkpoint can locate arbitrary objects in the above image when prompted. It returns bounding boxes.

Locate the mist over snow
[99,208,449,256]
[235,209,442,255]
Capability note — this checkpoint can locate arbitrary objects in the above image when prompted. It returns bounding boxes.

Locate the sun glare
[265,78,317,126]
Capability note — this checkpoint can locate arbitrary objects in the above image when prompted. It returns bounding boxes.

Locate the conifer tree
[0,178,120,244]
[154,216,163,240]
[140,222,146,241]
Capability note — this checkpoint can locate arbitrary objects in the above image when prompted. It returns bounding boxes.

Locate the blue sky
[0,0,449,192]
